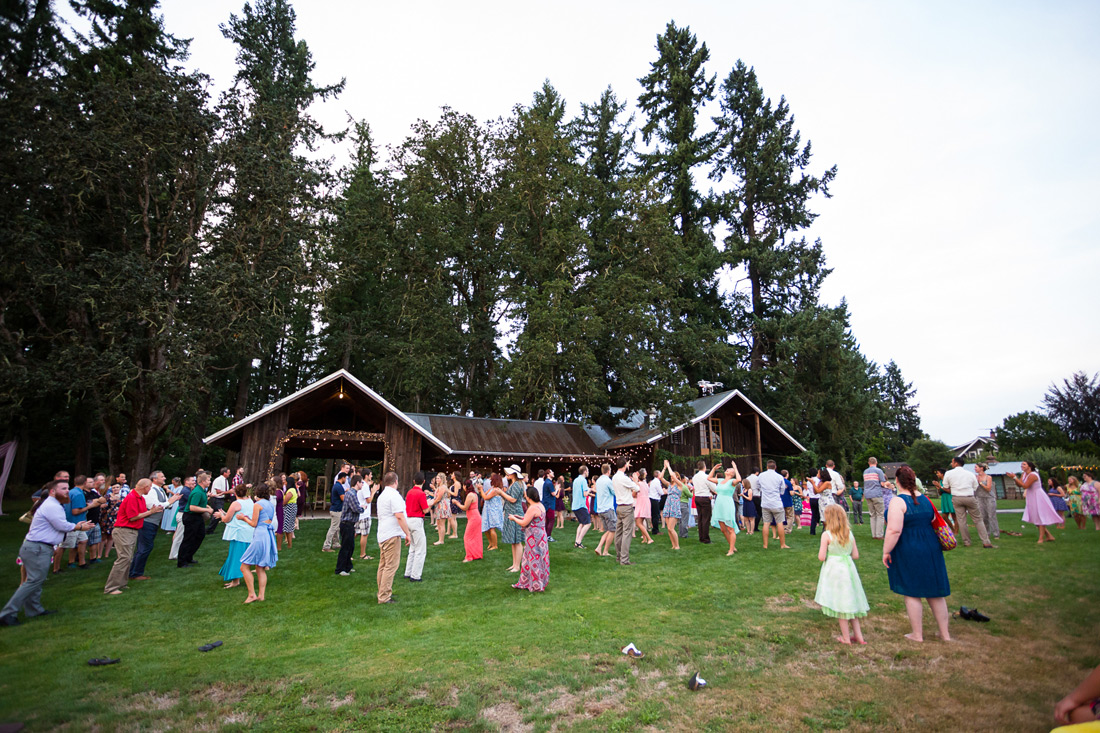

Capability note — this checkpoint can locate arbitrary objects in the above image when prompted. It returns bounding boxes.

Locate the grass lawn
[0,502,1096,732]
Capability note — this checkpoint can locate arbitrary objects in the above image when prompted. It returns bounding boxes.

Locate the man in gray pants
[2,480,95,626]
[610,457,637,565]
[862,458,888,539]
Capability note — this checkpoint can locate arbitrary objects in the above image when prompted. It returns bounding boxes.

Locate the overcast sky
[82,0,1100,446]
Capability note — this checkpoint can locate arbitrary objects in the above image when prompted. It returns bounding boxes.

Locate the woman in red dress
[460,478,483,562]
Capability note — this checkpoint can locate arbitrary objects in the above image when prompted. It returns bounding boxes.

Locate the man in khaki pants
[105,479,158,594]
[374,472,411,603]
[942,457,994,548]
[610,457,637,565]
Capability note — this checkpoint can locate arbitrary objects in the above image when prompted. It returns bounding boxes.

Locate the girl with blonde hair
[815,503,869,644]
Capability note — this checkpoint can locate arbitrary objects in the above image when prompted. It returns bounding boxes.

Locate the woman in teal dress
[499,466,527,573]
[882,466,951,643]
[217,483,254,589]
[711,463,741,556]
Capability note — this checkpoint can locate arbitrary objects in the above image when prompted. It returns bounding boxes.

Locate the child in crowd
[814,504,869,645]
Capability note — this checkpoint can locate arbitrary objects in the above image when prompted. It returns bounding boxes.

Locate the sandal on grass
[88,657,120,666]
[198,641,224,652]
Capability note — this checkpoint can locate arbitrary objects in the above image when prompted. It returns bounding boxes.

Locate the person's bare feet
[244,594,258,604]
[780,544,792,549]
[433,541,444,546]
[835,635,851,645]
[726,551,735,556]
[904,633,923,642]
[853,636,867,645]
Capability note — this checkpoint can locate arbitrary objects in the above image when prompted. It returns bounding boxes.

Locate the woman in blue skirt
[882,466,951,643]
[239,481,279,604]
[217,483,253,589]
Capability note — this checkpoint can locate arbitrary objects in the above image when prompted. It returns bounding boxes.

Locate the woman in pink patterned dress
[1008,460,1061,544]
[511,485,549,592]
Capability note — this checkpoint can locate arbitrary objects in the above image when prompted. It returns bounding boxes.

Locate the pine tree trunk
[186,389,213,472]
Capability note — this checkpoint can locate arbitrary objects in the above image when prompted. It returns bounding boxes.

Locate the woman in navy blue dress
[882,466,951,642]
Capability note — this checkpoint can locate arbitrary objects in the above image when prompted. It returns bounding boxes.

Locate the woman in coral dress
[511,485,549,592]
[460,479,483,561]
[1008,460,1061,543]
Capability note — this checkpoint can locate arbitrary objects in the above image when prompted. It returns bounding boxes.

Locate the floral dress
[1080,480,1100,516]
[1065,483,1083,515]
[481,489,505,532]
[431,486,452,522]
[101,493,121,536]
[513,509,549,592]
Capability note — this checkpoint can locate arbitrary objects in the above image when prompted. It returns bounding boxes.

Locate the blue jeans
[129,520,159,577]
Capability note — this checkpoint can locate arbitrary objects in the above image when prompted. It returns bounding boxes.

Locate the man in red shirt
[403,471,430,582]
[105,479,158,595]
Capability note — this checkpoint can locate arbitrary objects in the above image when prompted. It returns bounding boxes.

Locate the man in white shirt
[691,461,718,544]
[757,460,791,550]
[208,467,231,535]
[825,460,846,493]
[375,471,412,603]
[610,457,637,565]
[593,464,616,557]
[647,470,665,536]
[943,457,993,548]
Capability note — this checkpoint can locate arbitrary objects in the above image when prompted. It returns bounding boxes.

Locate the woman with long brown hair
[459,474,483,562]
[882,465,951,643]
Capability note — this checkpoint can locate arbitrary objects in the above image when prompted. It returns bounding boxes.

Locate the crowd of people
[4,456,1098,654]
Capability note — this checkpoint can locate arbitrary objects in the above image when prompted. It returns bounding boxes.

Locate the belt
[29,540,56,547]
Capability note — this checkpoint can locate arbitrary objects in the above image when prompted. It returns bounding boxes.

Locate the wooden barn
[204,370,805,492]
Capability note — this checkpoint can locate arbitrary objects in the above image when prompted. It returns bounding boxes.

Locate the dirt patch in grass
[481,701,531,732]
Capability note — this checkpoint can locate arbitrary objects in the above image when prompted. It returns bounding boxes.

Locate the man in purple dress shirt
[2,480,95,626]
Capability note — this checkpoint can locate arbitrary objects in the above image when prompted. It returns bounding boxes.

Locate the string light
[267,429,392,480]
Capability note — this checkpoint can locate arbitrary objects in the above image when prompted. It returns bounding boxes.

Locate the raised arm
[510,503,540,528]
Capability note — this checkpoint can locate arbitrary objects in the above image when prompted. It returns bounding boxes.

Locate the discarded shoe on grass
[198,641,223,652]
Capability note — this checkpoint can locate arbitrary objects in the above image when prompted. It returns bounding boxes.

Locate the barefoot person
[660,461,685,550]
[882,466,951,643]
[710,464,740,556]
[815,504,869,645]
[217,483,253,589]
[1008,461,1061,543]
[238,482,278,604]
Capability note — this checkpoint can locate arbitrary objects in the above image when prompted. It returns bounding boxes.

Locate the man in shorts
[758,460,791,550]
[593,464,616,557]
[572,465,593,548]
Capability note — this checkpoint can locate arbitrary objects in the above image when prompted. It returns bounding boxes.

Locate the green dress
[501,481,526,545]
[710,479,740,532]
[813,531,869,619]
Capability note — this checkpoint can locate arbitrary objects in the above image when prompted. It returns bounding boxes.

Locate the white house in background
[953,434,997,460]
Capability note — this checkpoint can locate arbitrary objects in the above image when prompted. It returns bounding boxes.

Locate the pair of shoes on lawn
[88,657,120,666]
[957,606,990,622]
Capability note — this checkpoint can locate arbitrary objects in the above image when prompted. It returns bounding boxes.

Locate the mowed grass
[0,503,1096,732]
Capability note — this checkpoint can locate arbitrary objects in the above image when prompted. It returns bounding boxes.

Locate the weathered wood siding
[239,407,290,483]
[386,414,422,494]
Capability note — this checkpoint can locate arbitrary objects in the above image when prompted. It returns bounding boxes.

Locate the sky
[73,0,1100,446]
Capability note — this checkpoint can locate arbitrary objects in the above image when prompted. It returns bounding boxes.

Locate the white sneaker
[338,571,350,576]
[621,643,644,658]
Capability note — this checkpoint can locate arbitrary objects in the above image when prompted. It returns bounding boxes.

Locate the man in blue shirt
[60,475,89,570]
[593,464,615,557]
[571,466,593,548]
[541,470,557,542]
[323,468,349,552]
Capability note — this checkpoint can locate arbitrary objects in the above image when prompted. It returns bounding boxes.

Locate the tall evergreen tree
[711,60,837,377]
[209,0,343,424]
[637,22,734,388]
[877,360,923,459]
[0,0,219,475]
[496,82,602,421]
[1043,371,1100,445]
[385,108,505,414]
